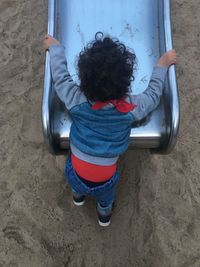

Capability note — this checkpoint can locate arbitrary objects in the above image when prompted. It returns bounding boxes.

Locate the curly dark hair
[77,32,136,102]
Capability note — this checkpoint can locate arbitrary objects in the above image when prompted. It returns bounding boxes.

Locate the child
[43,33,177,227]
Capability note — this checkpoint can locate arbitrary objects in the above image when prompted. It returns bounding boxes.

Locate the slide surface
[42,0,179,154]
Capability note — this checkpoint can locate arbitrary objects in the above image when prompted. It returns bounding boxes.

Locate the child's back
[43,33,177,226]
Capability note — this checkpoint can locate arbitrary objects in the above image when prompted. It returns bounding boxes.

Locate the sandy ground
[0,0,200,266]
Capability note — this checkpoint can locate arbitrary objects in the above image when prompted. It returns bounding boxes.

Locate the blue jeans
[65,156,120,212]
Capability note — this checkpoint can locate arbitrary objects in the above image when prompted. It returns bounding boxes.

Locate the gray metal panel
[42,0,180,154]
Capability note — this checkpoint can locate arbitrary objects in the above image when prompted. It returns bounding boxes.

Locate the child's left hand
[43,34,60,50]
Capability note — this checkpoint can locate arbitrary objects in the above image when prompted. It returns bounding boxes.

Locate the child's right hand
[157,50,177,68]
[43,34,60,51]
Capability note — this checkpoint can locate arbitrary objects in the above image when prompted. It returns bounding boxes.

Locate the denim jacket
[49,45,167,165]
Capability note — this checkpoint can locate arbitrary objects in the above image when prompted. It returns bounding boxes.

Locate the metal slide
[42,0,180,155]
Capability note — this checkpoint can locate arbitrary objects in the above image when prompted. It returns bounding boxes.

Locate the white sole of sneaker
[98,220,111,227]
[73,200,85,206]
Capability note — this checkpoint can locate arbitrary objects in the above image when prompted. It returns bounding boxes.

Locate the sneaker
[72,195,85,206]
[97,203,114,227]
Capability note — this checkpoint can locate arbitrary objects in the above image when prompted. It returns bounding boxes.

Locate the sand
[0,0,200,266]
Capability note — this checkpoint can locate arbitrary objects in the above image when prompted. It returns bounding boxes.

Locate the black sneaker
[97,203,114,227]
[73,195,85,206]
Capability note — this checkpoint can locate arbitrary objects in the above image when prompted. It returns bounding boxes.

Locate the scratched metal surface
[56,0,160,94]
[42,0,179,154]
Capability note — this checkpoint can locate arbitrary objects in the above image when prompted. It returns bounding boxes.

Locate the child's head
[78,32,136,102]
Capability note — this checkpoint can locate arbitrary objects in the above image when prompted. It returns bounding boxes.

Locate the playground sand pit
[0,0,200,266]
